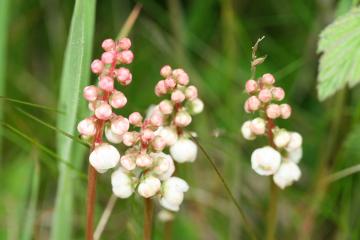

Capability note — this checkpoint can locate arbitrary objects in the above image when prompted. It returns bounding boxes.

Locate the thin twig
[191,136,257,240]
[117,3,142,39]
[94,194,118,240]
[325,164,360,183]
[250,36,266,79]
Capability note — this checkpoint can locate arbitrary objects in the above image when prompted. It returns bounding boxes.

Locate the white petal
[170,138,197,163]
[105,127,123,144]
[273,162,301,189]
[286,132,302,151]
[251,146,281,176]
[89,143,120,173]
[241,121,256,140]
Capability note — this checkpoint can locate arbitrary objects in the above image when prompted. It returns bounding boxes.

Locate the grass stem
[144,198,154,240]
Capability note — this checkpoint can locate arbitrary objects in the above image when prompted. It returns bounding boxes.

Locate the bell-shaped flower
[251,146,281,176]
[273,161,301,189]
[137,176,161,198]
[170,138,197,163]
[159,177,189,212]
[89,143,120,173]
[111,167,134,198]
[150,152,175,180]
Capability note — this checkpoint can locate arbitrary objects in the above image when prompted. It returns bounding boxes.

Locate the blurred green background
[1,0,360,239]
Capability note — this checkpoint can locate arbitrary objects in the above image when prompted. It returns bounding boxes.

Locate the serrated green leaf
[51,0,96,239]
[317,7,360,100]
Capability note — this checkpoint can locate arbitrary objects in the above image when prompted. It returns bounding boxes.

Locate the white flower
[251,146,281,176]
[89,143,120,173]
[286,132,302,151]
[273,161,301,189]
[160,177,189,212]
[250,117,266,135]
[138,176,161,198]
[120,154,136,171]
[189,98,204,114]
[111,168,134,198]
[170,138,197,163]
[150,152,175,180]
[287,147,303,164]
[105,127,123,144]
[156,127,178,146]
[273,130,291,148]
[77,118,96,136]
[241,121,256,140]
[136,154,153,167]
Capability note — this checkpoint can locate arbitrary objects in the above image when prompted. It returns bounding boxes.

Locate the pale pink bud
[173,69,189,85]
[122,131,139,146]
[136,154,153,168]
[244,96,261,112]
[174,111,192,127]
[91,59,104,74]
[150,112,164,127]
[77,118,96,136]
[250,118,266,135]
[160,65,172,78]
[98,76,114,91]
[241,121,255,140]
[261,73,275,85]
[138,176,161,198]
[245,79,258,94]
[171,90,185,103]
[117,67,132,85]
[101,39,115,51]
[141,129,155,142]
[152,136,166,151]
[272,87,285,101]
[95,102,112,120]
[129,112,143,126]
[266,104,281,119]
[258,89,272,103]
[105,127,123,144]
[159,100,173,115]
[189,98,204,114]
[155,80,167,96]
[184,86,198,100]
[120,154,136,171]
[83,85,98,101]
[274,130,291,148]
[101,51,115,64]
[164,78,176,89]
[111,116,130,135]
[286,132,303,151]
[118,37,131,50]
[119,50,134,64]
[110,91,127,109]
[280,104,292,119]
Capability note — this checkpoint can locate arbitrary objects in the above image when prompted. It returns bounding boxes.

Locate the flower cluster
[241,73,302,189]
[78,41,204,214]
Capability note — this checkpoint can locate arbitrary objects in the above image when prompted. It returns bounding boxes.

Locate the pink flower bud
[155,80,167,96]
[171,90,185,103]
[117,68,132,85]
[89,143,120,173]
[258,89,272,103]
[164,78,176,89]
[160,65,172,78]
[266,104,281,119]
[159,100,173,115]
[280,104,292,119]
[141,129,155,142]
[101,51,115,64]
[118,37,131,50]
[111,116,130,135]
[250,117,266,135]
[83,85,98,101]
[91,59,104,74]
[122,131,139,146]
[272,87,285,101]
[185,86,198,100]
[98,76,114,91]
[152,136,166,151]
[174,111,192,127]
[110,91,127,109]
[118,50,134,64]
[136,154,153,168]
[77,118,96,136]
[245,79,258,94]
[95,102,112,120]
[129,112,143,126]
[120,154,136,171]
[150,113,164,127]
[261,73,275,85]
[173,69,189,85]
[101,39,115,51]
[244,96,261,113]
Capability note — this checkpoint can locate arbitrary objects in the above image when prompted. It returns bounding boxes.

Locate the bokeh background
[1,0,360,239]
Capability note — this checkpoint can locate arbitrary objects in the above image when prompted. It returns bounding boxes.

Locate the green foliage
[317,6,360,101]
[51,0,96,239]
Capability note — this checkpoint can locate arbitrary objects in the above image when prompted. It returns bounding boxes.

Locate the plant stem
[266,180,279,240]
[164,221,173,240]
[144,198,154,240]
[265,118,279,240]
[94,194,117,240]
[86,165,97,240]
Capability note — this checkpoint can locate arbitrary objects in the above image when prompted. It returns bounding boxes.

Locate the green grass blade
[51,0,96,239]
[0,0,9,157]
[0,96,63,113]
[20,160,40,240]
